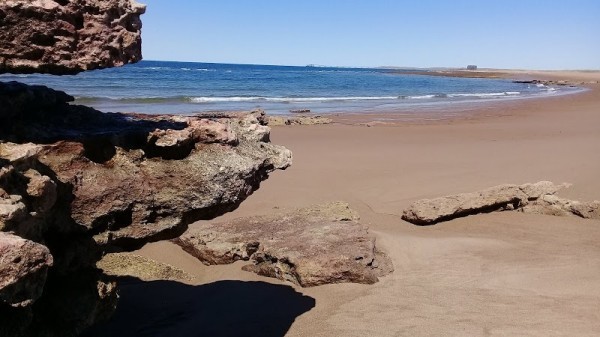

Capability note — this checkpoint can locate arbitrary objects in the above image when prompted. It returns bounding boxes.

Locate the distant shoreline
[385,68,600,82]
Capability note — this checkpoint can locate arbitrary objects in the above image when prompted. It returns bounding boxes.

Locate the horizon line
[138,59,600,72]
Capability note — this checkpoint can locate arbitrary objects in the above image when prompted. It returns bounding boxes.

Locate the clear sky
[140,0,600,70]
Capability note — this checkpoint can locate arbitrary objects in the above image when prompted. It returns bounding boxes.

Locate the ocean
[0,60,576,116]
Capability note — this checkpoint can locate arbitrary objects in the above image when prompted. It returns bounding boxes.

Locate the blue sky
[140,0,600,70]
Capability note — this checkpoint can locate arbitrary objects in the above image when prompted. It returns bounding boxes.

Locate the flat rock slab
[174,202,393,287]
[402,181,599,225]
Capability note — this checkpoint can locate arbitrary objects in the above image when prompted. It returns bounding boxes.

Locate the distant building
[466,65,478,70]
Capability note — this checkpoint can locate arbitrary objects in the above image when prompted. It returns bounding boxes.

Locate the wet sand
[90,71,600,336]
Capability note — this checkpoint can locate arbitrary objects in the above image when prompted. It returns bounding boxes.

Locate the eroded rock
[0,84,292,335]
[0,1,298,334]
[0,0,145,75]
[175,202,392,287]
[0,232,53,308]
[1,109,291,248]
[0,142,43,163]
[521,194,600,219]
[0,191,27,230]
[402,181,599,225]
[24,169,57,214]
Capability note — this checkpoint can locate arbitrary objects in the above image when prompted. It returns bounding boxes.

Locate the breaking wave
[189,96,398,103]
[75,91,531,105]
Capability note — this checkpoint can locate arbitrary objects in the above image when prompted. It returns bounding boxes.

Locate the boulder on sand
[402,181,599,225]
[174,202,393,287]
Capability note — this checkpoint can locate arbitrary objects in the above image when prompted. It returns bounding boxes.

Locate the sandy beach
[88,71,600,336]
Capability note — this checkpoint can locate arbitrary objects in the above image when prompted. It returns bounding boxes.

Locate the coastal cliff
[0,1,291,336]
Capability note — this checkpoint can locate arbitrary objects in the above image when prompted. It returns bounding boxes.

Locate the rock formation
[402,181,600,225]
[520,194,600,219]
[267,114,333,126]
[0,1,293,335]
[0,84,291,335]
[174,202,393,287]
[0,0,146,74]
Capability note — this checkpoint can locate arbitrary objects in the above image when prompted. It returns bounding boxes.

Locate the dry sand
[88,71,600,337]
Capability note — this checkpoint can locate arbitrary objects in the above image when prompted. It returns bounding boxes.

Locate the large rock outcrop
[402,181,600,225]
[0,80,291,335]
[1,82,292,245]
[175,202,393,287]
[0,1,295,335]
[0,0,145,75]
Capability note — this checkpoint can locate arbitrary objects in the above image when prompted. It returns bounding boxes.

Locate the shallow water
[0,60,576,116]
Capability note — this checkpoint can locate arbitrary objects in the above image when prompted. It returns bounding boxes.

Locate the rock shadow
[82,278,316,337]
[0,81,189,163]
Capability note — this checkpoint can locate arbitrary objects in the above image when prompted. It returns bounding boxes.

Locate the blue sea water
[0,60,574,116]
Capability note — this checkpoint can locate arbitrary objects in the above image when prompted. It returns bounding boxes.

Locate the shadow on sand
[82,277,316,337]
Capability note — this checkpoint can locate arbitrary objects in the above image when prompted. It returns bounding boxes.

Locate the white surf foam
[189,96,399,103]
[405,94,439,99]
[447,91,521,98]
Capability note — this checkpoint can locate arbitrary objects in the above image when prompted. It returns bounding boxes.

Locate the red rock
[0,0,145,74]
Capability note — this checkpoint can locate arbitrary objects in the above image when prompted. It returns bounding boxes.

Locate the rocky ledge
[0,0,145,74]
[402,181,600,225]
[0,82,291,336]
[174,202,393,287]
[0,1,292,335]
